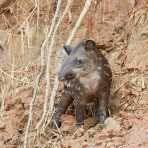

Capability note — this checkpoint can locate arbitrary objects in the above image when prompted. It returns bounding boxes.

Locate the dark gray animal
[50,39,112,128]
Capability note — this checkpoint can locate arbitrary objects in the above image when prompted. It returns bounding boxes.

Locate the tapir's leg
[95,91,109,123]
[73,98,85,126]
[50,92,73,128]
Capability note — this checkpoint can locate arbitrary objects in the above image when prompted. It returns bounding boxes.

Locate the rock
[129,0,136,7]
[104,117,121,131]
[0,121,6,130]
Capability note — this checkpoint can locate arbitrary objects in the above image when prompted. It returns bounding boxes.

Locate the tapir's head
[58,40,98,81]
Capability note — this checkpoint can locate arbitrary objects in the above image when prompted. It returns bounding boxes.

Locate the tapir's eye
[75,58,83,65]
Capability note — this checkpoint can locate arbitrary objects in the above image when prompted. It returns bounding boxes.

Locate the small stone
[0,121,6,130]
[129,0,136,7]
[104,117,121,131]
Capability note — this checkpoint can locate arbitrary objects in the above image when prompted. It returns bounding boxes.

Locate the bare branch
[23,70,43,148]
[66,0,93,45]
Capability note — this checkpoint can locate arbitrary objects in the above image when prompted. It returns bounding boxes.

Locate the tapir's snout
[64,71,76,80]
[58,70,76,81]
[58,71,65,81]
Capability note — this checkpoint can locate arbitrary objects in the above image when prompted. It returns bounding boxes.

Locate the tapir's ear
[85,40,96,51]
[63,45,72,55]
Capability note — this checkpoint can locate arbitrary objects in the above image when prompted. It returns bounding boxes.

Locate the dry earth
[0,0,148,148]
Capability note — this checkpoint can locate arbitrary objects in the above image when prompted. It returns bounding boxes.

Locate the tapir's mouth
[58,72,76,81]
[64,72,76,80]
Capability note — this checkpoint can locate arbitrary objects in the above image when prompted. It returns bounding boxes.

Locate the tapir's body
[50,40,112,128]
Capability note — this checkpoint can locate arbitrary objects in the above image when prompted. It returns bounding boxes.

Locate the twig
[35,0,40,33]
[0,85,8,118]
[23,0,44,147]
[113,79,130,94]
[66,0,93,45]
[39,0,62,59]
[17,6,37,30]
[44,77,59,129]
[23,70,43,148]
